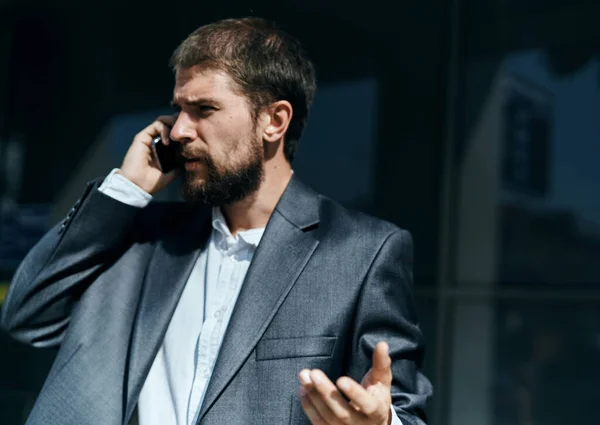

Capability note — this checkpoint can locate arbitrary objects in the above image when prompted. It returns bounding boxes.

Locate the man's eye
[197,106,216,115]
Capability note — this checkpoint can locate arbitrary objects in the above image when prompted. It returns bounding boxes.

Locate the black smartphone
[151,136,180,173]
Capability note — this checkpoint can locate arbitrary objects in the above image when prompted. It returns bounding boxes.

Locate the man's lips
[184,158,204,170]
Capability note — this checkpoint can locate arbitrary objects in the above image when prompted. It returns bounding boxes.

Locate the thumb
[371,341,392,387]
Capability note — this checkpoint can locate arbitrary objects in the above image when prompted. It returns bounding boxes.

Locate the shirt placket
[186,238,247,424]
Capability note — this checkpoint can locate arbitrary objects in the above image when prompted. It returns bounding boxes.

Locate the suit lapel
[198,177,320,421]
[124,205,212,424]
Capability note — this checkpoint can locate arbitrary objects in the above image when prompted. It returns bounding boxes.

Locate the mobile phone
[151,136,180,173]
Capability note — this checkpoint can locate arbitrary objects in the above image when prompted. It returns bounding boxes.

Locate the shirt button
[213,310,222,319]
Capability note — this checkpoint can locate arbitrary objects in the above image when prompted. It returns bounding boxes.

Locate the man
[1,17,431,425]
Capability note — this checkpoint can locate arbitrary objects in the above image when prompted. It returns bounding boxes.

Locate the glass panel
[449,2,600,425]
[455,0,600,287]
[494,300,600,425]
[448,298,600,425]
[294,78,379,212]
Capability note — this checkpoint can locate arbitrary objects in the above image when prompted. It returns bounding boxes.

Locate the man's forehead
[173,66,235,99]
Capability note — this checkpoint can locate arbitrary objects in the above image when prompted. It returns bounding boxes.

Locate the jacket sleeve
[348,229,433,425]
[0,179,140,348]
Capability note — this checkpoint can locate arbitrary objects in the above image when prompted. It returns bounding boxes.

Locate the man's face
[170,66,264,206]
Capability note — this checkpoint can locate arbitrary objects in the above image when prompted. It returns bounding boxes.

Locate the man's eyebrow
[171,98,222,108]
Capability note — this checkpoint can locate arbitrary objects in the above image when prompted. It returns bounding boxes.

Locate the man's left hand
[298,341,393,425]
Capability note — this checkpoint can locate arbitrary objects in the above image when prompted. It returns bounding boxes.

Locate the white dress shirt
[98,169,403,425]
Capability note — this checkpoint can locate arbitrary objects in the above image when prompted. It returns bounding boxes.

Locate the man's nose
[170,114,196,143]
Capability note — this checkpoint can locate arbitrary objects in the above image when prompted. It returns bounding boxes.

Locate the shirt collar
[211,207,265,250]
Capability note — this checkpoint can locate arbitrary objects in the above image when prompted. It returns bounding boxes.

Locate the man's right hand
[118,115,179,195]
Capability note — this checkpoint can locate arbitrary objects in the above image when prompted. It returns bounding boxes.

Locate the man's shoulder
[316,193,408,242]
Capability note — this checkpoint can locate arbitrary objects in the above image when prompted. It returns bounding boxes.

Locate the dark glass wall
[446,1,600,425]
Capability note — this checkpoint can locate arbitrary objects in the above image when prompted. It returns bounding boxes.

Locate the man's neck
[221,163,293,236]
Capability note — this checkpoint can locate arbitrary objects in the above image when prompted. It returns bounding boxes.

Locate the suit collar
[274,174,320,231]
[210,174,319,236]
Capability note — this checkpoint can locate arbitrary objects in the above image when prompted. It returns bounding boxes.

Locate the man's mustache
[178,147,215,171]
[179,147,211,163]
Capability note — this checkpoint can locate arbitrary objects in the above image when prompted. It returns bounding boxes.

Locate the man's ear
[263,100,293,143]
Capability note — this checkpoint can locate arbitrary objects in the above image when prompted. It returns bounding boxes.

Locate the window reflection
[494,301,600,425]
[458,50,600,287]
[452,2,600,425]
[499,52,600,286]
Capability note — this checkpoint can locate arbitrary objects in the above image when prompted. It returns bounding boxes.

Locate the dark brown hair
[170,17,317,162]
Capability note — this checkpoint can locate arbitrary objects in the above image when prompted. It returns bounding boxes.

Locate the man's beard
[179,140,264,206]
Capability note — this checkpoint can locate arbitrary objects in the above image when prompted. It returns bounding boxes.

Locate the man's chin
[180,179,209,204]
[183,166,208,180]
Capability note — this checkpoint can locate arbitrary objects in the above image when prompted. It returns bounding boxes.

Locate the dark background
[1,0,599,424]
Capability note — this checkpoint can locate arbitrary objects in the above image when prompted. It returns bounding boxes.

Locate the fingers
[297,342,393,425]
[336,377,381,417]
[156,114,177,127]
[160,125,170,146]
[370,341,392,387]
[134,115,177,147]
[299,387,327,425]
[299,369,360,425]
[299,369,312,386]
[157,114,177,145]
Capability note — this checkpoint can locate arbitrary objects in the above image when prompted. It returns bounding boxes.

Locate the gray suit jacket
[1,176,431,425]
